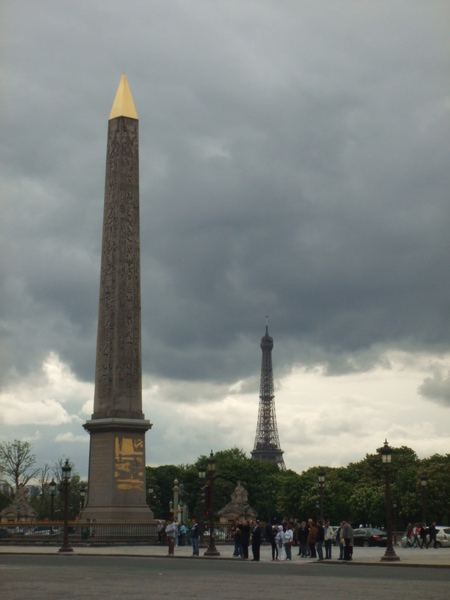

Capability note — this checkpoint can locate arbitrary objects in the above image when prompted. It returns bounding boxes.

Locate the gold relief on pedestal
[114,435,144,491]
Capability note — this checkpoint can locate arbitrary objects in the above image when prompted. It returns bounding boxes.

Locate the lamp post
[58,459,73,553]
[204,451,220,556]
[380,440,399,562]
[173,479,179,523]
[315,500,320,524]
[49,478,57,520]
[420,472,428,525]
[392,500,398,545]
[198,464,207,548]
[318,469,325,522]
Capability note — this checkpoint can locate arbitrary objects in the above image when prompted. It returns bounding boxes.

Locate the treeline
[146,446,450,528]
[1,441,449,526]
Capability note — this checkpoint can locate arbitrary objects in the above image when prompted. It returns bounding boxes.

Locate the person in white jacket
[284,523,294,561]
[324,520,334,559]
[275,525,286,561]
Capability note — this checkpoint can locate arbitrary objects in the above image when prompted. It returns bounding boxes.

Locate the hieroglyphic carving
[93,117,142,418]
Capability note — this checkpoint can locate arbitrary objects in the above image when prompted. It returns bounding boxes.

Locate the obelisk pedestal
[82,75,153,522]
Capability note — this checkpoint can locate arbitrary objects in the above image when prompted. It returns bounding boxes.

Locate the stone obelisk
[82,75,153,522]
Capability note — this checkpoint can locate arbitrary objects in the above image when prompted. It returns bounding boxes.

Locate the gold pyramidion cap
[109,74,138,120]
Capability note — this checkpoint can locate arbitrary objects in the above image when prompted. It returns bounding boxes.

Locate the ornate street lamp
[198,464,207,548]
[204,451,220,556]
[420,472,428,525]
[58,459,73,553]
[49,478,57,520]
[318,469,325,522]
[380,440,399,562]
[315,500,320,523]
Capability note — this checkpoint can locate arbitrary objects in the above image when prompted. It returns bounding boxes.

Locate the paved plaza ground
[0,546,449,600]
[1,541,448,566]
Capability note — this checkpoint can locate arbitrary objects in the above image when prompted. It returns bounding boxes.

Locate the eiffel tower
[251,322,286,470]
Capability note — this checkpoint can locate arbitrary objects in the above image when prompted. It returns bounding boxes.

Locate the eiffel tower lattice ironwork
[251,324,286,470]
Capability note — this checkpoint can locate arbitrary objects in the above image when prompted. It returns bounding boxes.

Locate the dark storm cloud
[1,0,450,393]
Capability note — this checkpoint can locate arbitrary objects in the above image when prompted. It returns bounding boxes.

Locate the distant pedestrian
[178,522,187,546]
[275,525,286,561]
[190,518,199,556]
[251,520,262,561]
[405,522,413,542]
[307,520,317,558]
[297,521,308,557]
[342,520,353,561]
[266,522,278,561]
[324,520,334,559]
[232,520,243,557]
[337,522,344,559]
[284,523,294,561]
[419,524,427,549]
[316,520,324,560]
[165,519,177,556]
[240,520,250,560]
[427,522,438,549]
[411,524,420,548]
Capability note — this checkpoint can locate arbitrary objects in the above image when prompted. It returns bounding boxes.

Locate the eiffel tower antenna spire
[251,322,286,470]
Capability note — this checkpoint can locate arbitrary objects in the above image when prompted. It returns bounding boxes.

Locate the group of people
[230,517,354,562]
[158,519,194,556]
[404,521,439,549]
[158,516,357,561]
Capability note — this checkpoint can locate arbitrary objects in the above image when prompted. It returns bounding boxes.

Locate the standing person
[276,525,286,561]
[405,522,413,543]
[266,522,278,561]
[240,519,251,560]
[337,522,344,559]
[411,523,420,548]
[284,523,294,561]
[178,521,186,546]
[419,523,427,549]
[165,518,177,556]
[298,521,308,557]
[316,520,324,561]
[232,520,243,557]
[190,518,200,556]
[342,520,353,561]
[251,520,262,561]
[324,520,334,559]
[307,520,317,558]
[427,522,438,549]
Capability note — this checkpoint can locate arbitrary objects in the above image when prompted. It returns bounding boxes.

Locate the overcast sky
[1,1,449,480]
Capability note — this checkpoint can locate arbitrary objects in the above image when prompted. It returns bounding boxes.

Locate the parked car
[0,528,12,538]
[352,527,387,547]
[25,526,57,536]
[402,526,450,548]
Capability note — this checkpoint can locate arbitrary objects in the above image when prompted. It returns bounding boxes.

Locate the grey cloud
[2,0,450,393]
[419,370,450,408]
